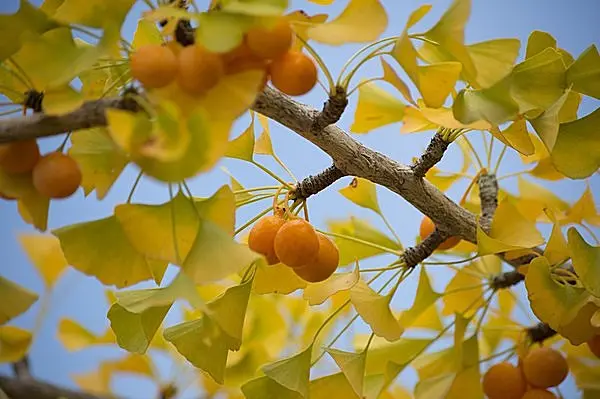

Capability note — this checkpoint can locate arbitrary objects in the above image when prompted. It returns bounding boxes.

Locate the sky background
[1,0,599,398]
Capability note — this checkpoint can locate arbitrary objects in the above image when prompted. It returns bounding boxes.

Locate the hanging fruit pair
[248,209,339,283]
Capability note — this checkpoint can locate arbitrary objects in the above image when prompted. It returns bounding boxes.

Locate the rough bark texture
[0,376,114,399]
[527,322,558,343]
[292,164,346,200]
[478,173,499,233]
[401,229,447,268]
[311,87,348,131]
[411,130,450,178]
[491,270,526,290]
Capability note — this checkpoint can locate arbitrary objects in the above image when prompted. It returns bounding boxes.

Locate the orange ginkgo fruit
[293,233,339,283]
[0,140,40,174]
[269,50,317,96]
[419,216,461,250]
[177,44,225,96]
[587,335,600,358]
[248,214,286,265]
[130,44,179,89]
[522,389,558,399]
[221,39,270,90]
[481,362,527,399]
[32,152,82,199]
[274,218,320,268]
[522,347,569,389]
[246,19,294,60]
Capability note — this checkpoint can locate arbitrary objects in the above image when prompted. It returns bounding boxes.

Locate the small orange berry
[130,44,178,89]
[482,362,527,399]
[248,215,285,265]
[587,335,600,358]
[221,40,269,91]
[177,44,225,96]
[269,50,317,96]
[274,218,320,268]
[246,19,294,60]
[0,140,40,174]
[522,389,557,399]
[522,347,569,389]
[32,152,82,199]
[419,216,461,250]
[293,233,339,283]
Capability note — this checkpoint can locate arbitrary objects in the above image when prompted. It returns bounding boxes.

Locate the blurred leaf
[0,326,32,362]
[562,186,600,227]
[53,0,135,28]
[0,276,38,325]
[350,82,405,133]
[58,318,115,351]
[442,265,484,318]
[254,260,307,295]
[325,348,366,397]
[304,263,359,306]
[227,114,255,162]
[262,345,312,397]
[568,228,600,297]
[108,301,170,354]
[351,280,403,341]
[399,268,442,330]
[18,233,68,287]
[131,19,162,49]
[242,375,303,399]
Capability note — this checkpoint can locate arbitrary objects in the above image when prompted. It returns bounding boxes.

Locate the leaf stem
[380,212,402,249]
[233,186,279,195]
[169,183,182,264]
[338,36,397,85]
[273,153,297,182]
[461,135,484,170]
[251,160,293,189]
[422,254,480,265]
[475,290,496,334]
[317,229,403,256]
[234,205,272,236]
[126,170,144,203]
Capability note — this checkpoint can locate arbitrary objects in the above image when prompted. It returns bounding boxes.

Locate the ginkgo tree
[0,0,599,398]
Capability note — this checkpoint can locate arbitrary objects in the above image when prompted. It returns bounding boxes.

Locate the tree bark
[0,376,114,399]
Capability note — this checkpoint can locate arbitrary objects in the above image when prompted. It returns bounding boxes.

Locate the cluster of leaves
[1,0,599,398]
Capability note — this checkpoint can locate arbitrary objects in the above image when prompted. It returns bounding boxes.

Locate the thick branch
[478,173,499,233]
[292,164,346,200]
[402,229,447,268]
[411,130,450,178]
[311,87,348,131]
[0,376,113,399]
[491,270,525,290]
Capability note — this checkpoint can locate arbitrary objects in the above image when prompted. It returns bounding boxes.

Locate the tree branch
[401,229,447,268]
[478,172,499,233]
[291,164,346,200]
[490,270,525,290]
[0,376,114,399]
[411,129,450,178]
[527,322,557,343]
[311,87,348,131]
[11,357,31,381]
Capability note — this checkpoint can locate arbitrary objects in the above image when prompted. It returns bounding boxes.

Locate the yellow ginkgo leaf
[476,198,545,255]
[0,325,32,362]
[543,221,570,266]
[361,336,431,376]
[350,82,406,133]
[53,0,135,29]
[561,185,600,227]
[253,260,307,295]
[307,0,387,45]
[401,106,438,134]
[57,318,115,351]
[417,62,462,108]
[380,58,415,106]
[242,375,303,399]
[516,176,570,221]
[226,114,255,162]
[499,118,534,156]
[0,169,50,232]
[529,89,570,152]
[18,233,68,287]
[254,113,275,156]
[442,265,484,318]
[303,263,360,306]
[325,348,367,397]
[262,345,313,398]
[0,276,38,325]
[350,280,403,342]
[399,268,442,331]
[568,228,600,297]
[466,39,521,89]
[419,104,492,131]
[567,44,600,100]
[339,177,381,214]
[131,18,162,50]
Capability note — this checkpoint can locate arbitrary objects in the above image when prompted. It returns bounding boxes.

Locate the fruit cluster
[419,216,461,250]
[130,17,318,97]
[248,212,339,283]
[0,140,81,200]
[482,347,569,399]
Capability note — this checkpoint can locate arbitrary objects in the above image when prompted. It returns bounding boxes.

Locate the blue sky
[1,0,599,398]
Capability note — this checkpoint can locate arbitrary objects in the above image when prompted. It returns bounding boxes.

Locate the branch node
[11,356,32,380]
[311,86,348,131]
[23,90,44,113]
[490,270,525,290]
[478,173,498,233]
[402,229,446,268]
[411,129,450,178]
[527,322,557,343]
[292,164,346,200]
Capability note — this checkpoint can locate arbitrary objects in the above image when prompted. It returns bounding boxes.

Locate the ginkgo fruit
[293,233,339,283]
[522,347,569,388]
[246,19,294,60]
[221,40,270,90]
[0,140,40,174]
[32,152,82,199]
[274,218,320,268]
[177,44,225,96]
[248,214,285,265]
[419,216,461,250]
[269,50,318,96]
[130,44,178,89]
[481,362,527,399]
[522,389,557,399]
[587,335,600,358]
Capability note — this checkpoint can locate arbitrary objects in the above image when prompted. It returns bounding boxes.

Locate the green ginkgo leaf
[339,177,381,214]
[195,12,248,53]
[350,280,403,342]
[0,276,38,325]
[466,38,521,88]
[242,375,303,399]
[529,89,570,151]
[567,44,600,100]
[262,345,313,397]
[325,348,367,397]
[53,0,135,29]
[362,337,431,375]
[350,82,405,133]
[568,228,600,297]
[53,215,168,288]
[453,76,519,126]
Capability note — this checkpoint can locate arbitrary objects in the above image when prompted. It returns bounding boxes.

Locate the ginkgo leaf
[453,76,519,126]
[307,0,387,45]
[325,348,366,397]
[0,276,38,325]
[262,345,313,397]
[563,186,600,227]
[287,10,328,51]
[0,169,50,232]
[327,217,400,266]
[442,265,484,318]
[242,375,303,399]
[53,0,135,29]
[254,113,275,156]
[108,301,171,354]
[350,82,406,133]
[466,39,521,88]
[41,84,84,115]
[350,280,403,341]
[183,219,259,284]
[53,215,168,288]
[254,260,307,294]
[0,325,32,362]
[57,318,114,351]
[551,107,600,179]
[568,228,600,297]
[226,114,255,162]
[131,19,162,49]
[339,177,381,214]
[517,176,570,221]
[380,58,415,106]
[543,220,570,265]
[526,31,557,59]
[499,118,534,155]
[303,263,360,306]
[309,373,360,399]
[399,268,442,330]
[401,107,438,133]
[362,337,431,376]
[529,89,570,151]
[18,233,68,287]
[558,90,582,123]
[567,44,600,100]
[68,128,128,200]
[220,0,288,16]
[418,62,462,108]
[0,0,58,61]
[116,186,235,265]
[476,198,545,255]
